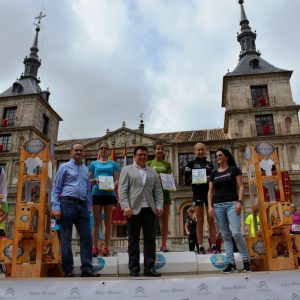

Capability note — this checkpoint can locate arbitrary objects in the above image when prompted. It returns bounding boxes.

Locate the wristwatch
[237,200,243,204]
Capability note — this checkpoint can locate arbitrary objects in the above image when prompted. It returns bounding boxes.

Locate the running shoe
[103,247,111,257]
[222,263,237,274]
[160,244,170,252]
[92,247,98,257]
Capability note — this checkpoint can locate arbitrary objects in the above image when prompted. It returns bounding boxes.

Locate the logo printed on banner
[257,280,270,291]
[69,287,81,298]
[197,283,210,295]
[4,288,16,297]
[133,286,147,297]
[210,253,228,269]
[291,293,300,300]
[155,253,166,269]
[95,284,122,296]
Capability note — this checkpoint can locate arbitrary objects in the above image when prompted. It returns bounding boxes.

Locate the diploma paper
[98,176,114,190]
[192,169,207,184]
[160,173,176,191]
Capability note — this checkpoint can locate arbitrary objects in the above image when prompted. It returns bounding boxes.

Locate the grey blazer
[118,164,164,215]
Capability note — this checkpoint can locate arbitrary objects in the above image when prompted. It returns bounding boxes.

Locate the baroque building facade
[0,2,300,242]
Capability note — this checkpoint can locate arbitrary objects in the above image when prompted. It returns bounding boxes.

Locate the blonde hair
[193,142,205,151]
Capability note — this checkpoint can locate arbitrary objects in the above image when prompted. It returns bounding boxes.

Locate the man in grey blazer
[118,145,164,277]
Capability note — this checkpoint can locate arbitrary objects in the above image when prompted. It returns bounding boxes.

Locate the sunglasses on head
[99,147,108,150]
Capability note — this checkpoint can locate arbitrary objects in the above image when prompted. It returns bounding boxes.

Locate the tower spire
[237,0,259,59]
[20,11,46,83]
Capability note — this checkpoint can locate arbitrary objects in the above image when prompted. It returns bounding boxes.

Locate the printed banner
[0,272,300,300]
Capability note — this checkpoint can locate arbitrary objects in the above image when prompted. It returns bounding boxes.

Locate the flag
[109,146,116,161]
[123,143,127,167]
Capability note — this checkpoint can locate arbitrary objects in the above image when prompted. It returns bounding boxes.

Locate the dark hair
[133,146,148,156]
[216,148,237,167]
[98,142,108,149]
[153,141,164,150]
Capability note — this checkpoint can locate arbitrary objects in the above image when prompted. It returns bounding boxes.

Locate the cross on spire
[35,11,46,25]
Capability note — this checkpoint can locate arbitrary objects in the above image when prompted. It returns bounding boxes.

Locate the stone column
[170,201,176,236]
[277,144,284,170]
[282,144,289,171]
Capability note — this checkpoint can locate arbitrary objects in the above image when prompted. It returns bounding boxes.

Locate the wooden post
[1,138,61,277]
[245,142,296,271]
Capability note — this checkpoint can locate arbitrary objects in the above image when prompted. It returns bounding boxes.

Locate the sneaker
[103,247,111,257]
[160,244,170,252]
[210,246,219,254]
[198,246,206,254]
[92,247,98,257]
[243,261,251,273]
[222,263,237,274]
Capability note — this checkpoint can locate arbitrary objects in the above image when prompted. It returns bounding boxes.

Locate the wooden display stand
[0,138,61,277]
[244,141,297,271]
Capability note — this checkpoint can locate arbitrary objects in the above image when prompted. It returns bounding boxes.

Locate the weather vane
[140,112,144,120]
[33,11,46,28]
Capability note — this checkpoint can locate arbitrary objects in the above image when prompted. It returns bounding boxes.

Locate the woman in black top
[208,148,251,273]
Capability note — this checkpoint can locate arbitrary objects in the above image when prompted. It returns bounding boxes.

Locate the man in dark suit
[118,145,163,277]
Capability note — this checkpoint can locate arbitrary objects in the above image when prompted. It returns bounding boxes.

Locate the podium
[0,138,61,277]
[244,141,296,271]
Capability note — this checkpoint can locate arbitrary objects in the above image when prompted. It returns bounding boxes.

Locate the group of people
[51,142,169,277]
[51,140,251,277]
[184,143,251,273]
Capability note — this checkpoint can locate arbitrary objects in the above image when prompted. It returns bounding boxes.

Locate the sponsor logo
[197,283,210,295]
[155,253,166,269]
[257,280,270,291]
[210,253,228,269]
[29,290,56,296]
[92,256,105,272]
[291,293,300,300]
[68,287,81,299]
[1,288,17,298]
[133,286,147,298]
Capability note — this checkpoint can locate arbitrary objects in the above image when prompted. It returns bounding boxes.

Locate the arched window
[178,202,193,236]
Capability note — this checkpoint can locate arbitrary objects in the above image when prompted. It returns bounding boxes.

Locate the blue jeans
[60,199,93,273]
[214,201,249,264]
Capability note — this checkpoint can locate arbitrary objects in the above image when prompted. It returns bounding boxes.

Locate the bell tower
[222,0,300,141]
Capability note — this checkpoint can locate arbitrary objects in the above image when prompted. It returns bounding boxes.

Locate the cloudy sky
[0,0,300,140]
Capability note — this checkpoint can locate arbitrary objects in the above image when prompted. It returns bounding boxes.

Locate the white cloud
[0,0,299,140]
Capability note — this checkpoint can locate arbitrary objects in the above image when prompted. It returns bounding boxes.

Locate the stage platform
[1,270,300,299]
[1,252,300,299]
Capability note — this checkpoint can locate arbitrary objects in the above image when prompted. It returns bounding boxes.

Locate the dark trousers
[188,235,199,252]
[127,207,156,273]
[60,199,93,273]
